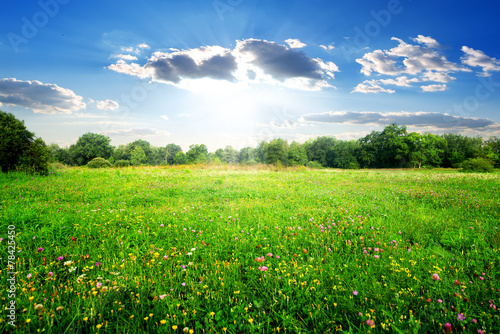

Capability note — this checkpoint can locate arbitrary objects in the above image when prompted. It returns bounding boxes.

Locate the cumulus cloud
[461,46,500,76]
[160,115,169,120]
[357,37,468,77]
[0,78,86,114]
[96,99,119,110]
[352,81,395,94]
[285,38,306,49]
[421,84,447,92]
[299,111,496,129]
[107,38,339,91]
[138,43,150,49]
[320,44,335,50]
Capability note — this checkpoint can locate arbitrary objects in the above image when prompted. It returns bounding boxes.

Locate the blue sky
[1,0,500,151]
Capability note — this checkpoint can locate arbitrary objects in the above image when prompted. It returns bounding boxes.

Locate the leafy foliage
[69,133,114,166]
[87,157,112,168]
[460,158,495,173]
[114,159,130,167]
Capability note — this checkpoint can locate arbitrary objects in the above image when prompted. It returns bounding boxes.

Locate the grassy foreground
[0,166,499,333]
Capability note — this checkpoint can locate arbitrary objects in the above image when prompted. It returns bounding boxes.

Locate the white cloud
[0,78,86,114]
[320,44,335,50]
[96,99,119,110]
[421,71,456,83]
[379,76,419,87]
[421,84,448,92]
[412,35,441,48]
[299,111,496,130]
[138,43,150,49]
[160,115,169,120]
[461,46,500,77]
[105,128,169,136]
[121,46,134,52]
[107,38,339,91]
[352,81,395,94]
[285,38,306,49]
[110,54,138,61]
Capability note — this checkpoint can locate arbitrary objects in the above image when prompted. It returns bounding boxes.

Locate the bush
[87,157,112,169]
[460,158,494,173]
[114,160,130,168]
[306,161,323,169]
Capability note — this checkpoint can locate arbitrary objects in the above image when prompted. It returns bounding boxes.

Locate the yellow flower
[189,330,194,334]
[130,315,134,319]
[144,317,149,321]
[248,318,254,324]
[210,312,215,317]
[26,319,31,323]
[83,317,88,321]
[223,328,227,333]
[172,325,178,330]
[29,296,34,302]
[96,324,102,329]
[160,320,167,325]
[149,313,153,317]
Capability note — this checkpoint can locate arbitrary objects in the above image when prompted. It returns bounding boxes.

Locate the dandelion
[431,273,440,281]
[210,312,215,317]
[96,324,102,329]
[353,290,358,295]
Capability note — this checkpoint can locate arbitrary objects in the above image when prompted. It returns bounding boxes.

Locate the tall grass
[0,167,499,333]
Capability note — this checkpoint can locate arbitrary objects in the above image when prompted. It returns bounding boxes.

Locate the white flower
[68,267,77,273]
[64,261,72,266]
[187,252,192,256]
[191,248,197,251]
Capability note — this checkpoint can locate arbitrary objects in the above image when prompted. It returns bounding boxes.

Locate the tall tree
[186,144,208,163]
[266,138,289,165]
[0,110,49,173]
[69,133,114,166]
[288,141,308,166]
[164,144,182,165]
[131,146,147,166]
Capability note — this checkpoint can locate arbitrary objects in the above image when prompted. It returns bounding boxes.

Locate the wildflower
[37,247,43,253]
[443,323,452,333]
[181,282,186,286]
[56,306,64,312]
[160,320,167,324]
[34,304,44,310]
[478,330,485,334]
[159,294,167,299]
[437,299,443,303]
[172,325,178,330]
[26,319,31,323]
[57,256,64,261]
[191,248,197,251]
[457,313,465,321]
[160,224,164,227]
[353,290,358,295]
[27,273,32,279]
[366,319,375,327]
[69,267,77,273]
[95,262,102,267]
[472,319,477,323]
[163,255,168,260]
[454,280,460,286]
[210,312,215,317]
[479,276,484,280]
[96,324,102,329]
[64,261,72,266]
[431,273,440,281]
[183,328,189,333]
[267,253,273,257]
[187,252,192,256]
[374,255,380,259]
[276,255,280,259]
[96,282,102,288]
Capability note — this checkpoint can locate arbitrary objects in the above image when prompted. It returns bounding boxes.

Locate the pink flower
[57,256,64,261]
[478,330,484,334]
[266,253,273,257]
[366,319,375,327]
[27,273,32,279]
[472,319,477,323]
[443,323,452,333]
[160,224,164,227]
[258,266,268,271]
[48,272,53,277]
[374,255,379,259]
[431,273,440,281]
[457,313,465,321]
[275,255,280,259]
[437,299,443,303]
[163,255,168,260]
[159,294,167,299]
[181,282,186,286]
[479,276,484,280]
[37,247,44,253]
[353,290,358,295]
[96,282,102,288]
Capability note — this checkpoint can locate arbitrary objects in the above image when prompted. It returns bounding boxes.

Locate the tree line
[48,124,499,169]
[1,109,498,173]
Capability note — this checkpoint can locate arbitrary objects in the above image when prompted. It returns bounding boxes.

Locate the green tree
[186,144,208,163]
[125,140,153,164]
[239,147,256,163]
[255,141,269,164]
[165,144,182,165]
[266,138,289,165]
[328,140,360,169]
[305,136,337,167]
[69,133,114,166]
[223,146,239,164]
[441,134,482,168]
[0,110,49,173]
[408,132,446,168]
[173,151,187,165]
[131,146,147,166]
[288,141,308,166]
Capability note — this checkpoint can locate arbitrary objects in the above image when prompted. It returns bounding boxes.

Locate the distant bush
[460,158,494,173]
[87,157,111,169]
[306,161,323,169]
[114,160,130,168]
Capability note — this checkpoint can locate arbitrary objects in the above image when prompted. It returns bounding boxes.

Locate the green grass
[0,166,499,333]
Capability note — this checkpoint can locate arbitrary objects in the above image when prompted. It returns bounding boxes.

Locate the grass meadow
[0,166,499,333]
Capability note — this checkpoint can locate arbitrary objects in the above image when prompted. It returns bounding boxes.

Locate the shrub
[460,158,494,173]
[114,160,130,168]
[87,157,111,169]
[306,161,323,169]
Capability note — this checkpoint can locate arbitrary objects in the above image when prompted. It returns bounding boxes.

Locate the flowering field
[1,166,499,333]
